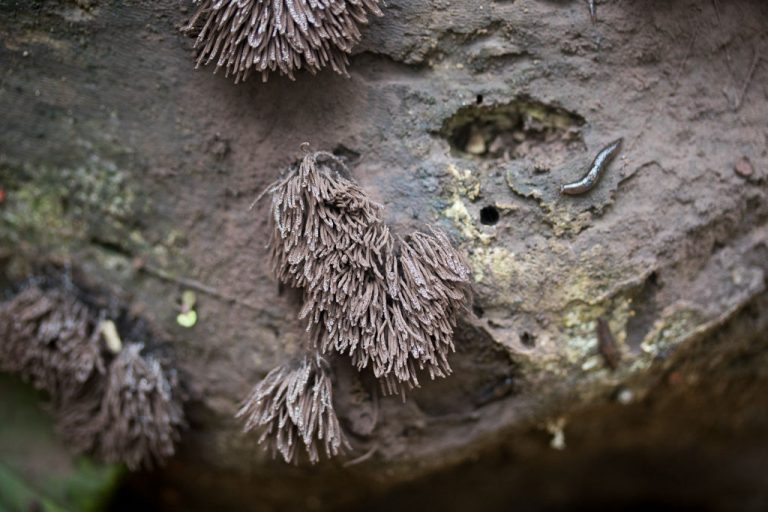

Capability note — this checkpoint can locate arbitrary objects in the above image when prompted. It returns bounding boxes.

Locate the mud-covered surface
[353,292,768,512]
[1,0,767,510]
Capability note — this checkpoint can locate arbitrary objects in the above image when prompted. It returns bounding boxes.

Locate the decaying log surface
[1,0,767,509]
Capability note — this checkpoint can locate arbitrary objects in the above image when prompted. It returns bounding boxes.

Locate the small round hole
[520,331,536,348]
[476,94,484,105]
[479,205,500,226]
[473,304,485,318]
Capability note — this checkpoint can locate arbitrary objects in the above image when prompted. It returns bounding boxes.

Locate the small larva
[587,0,596,22]
[596,317,621,371]
[560,138,623,195]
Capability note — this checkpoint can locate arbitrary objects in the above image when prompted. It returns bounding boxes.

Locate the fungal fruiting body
[240,149,471,464]
[183,0,383,82]
[0,286,105,403]
[264,150,472,394]
[560,138,623,195]
[0,284,184,470]
[237,354,345,464]
[58,343,184,470]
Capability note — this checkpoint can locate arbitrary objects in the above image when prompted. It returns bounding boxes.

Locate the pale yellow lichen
[560,295,634,369]
[640,309,701,357]
[441,164,493,245]
[468,246,516,284]
[446,163,481,202]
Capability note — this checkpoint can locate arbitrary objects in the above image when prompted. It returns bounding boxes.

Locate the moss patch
[0,156,144,254]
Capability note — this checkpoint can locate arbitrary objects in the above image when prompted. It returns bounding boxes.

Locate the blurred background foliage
[0,375,122,512]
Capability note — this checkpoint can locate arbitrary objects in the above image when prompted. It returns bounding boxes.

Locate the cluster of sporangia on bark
[0,285,184,470]
[237,151,472,464]
[183,0,382,82]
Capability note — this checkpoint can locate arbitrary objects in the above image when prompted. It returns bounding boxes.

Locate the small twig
[140,264,261,311]
[342,445,378,467]
[733,50,762,111]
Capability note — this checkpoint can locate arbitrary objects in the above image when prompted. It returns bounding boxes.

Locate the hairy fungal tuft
[240,149,471,464]
[264,151,472,394]
[57,343,184,470]
[0,284,184,469]
[0,286,105,401]
[237,354,345,464]
[183,0,383,82]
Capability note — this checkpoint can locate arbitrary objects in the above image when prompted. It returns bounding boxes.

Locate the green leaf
[176,310,198,328]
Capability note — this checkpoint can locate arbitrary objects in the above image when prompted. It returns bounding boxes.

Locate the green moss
[1,176,72,243]
[0,157,143,253]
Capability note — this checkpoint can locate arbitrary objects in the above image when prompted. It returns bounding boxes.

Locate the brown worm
[560,138,623,195]
[596,317,621,371]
